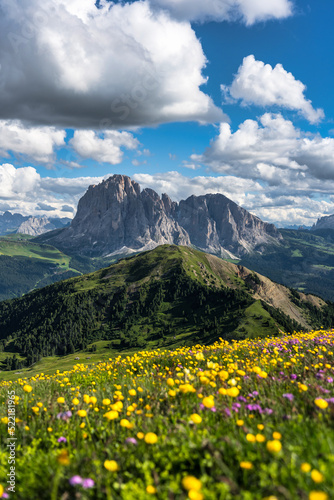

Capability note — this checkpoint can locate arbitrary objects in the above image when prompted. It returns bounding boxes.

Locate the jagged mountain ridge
[0,211,70,236]
[39,175,282,257]
[0,211,28,235]
[312,214,334,231]
[16,216,71,236]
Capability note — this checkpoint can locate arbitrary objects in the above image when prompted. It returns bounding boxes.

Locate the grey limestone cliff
[16,216,71,236]
[311,214,334,231]
[42,175,282,257]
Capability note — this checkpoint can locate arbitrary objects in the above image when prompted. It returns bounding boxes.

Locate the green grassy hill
[0,235,132,301]
[1,245,333,373]
[0,236,83,300]
[240,228,334,300]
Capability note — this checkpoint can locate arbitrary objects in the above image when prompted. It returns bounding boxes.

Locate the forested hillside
[1,245,332,371]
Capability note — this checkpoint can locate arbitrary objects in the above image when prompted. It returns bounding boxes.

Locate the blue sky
[0,0,333,226]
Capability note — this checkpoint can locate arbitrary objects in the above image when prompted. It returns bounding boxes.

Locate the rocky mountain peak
[311,214,334,231]
[17,216,70,236]
[41,175,282,258]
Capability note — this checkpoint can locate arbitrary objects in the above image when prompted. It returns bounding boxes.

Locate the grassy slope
[0,245,329,378]
[0,237,83,300]
[1,330,333,500]
[0,236,134,301]
[0,340,113,381]
[0,239,69,264]
[240,228,334,300]
[69,245,285,341]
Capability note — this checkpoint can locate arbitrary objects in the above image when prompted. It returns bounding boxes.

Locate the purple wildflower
[246,404,262,412]
[210,407,217,412]
[283,393,294,401]
[327,377,333,383]
[237,396,247,402]
[57,436,67,443]
[290,374,297,380]
[69,475,83,486]
[82,478,95,489]
[225,407,231,417]
[125,437,138,445]
[57,411,72,421]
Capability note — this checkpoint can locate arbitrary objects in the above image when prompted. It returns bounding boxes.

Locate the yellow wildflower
[309,493,328,500]
[182,476,202,491]
[145,432,158,444]
[311,470,324,483]
[240,461,253,469]
[57,450,70,466]
[146,485,157,494]
[202,396,215,409]
[246,433,256,442]
[104,410,119,420]
[104,460,119,472]
[190,414,202,424]
[266,440,282,453]
[314,399,328,410]
[120,419,134,429]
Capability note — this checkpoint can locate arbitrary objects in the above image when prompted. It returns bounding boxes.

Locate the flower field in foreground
[1,330,334,500]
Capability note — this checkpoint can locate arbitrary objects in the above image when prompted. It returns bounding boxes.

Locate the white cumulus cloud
[0,120,65,162]
[193,113,334,181]
[151,0,293,25]
[186,114,334,224]
[222,55,324,123]
[0,163,107,216]
[0,164,41,199]
[0,0,223,128]
[133,171,262,205]
[70,130,139,164]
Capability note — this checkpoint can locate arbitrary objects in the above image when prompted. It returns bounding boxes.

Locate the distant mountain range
[0,211,71,236]
[38,175,282,258]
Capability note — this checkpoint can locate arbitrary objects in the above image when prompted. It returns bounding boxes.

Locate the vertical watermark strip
[7,390,16,494]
